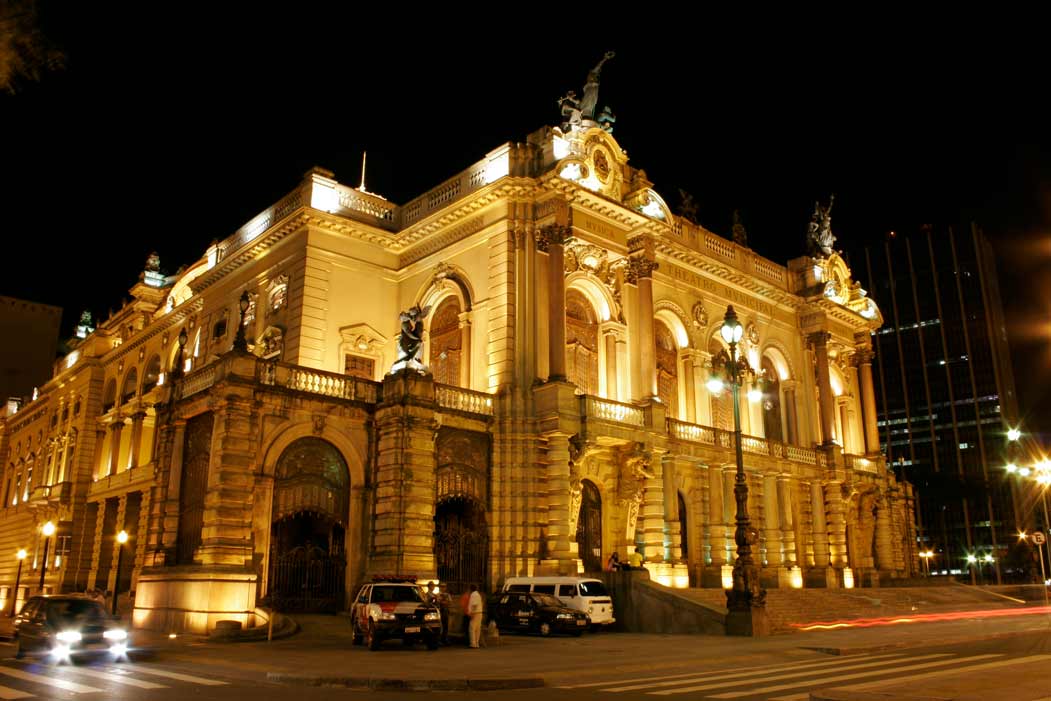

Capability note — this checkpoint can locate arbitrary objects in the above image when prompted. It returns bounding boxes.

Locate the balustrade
[580,395,645,427]
[435,384,494,417]
[257,361,378,403]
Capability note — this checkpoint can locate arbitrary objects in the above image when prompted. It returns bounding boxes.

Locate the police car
[350,577,442,650]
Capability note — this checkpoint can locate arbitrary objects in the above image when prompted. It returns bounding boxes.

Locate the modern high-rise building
[853,224,1022,583]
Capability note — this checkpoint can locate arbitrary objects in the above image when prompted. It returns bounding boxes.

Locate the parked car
[13,595,130,661]
[350,581,442,650]
[502,576,615,629]
[487,591,589,636]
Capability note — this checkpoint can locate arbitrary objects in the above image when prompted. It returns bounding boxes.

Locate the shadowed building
[852,225,1022,583]
[0,296,62,405]
[0,70,917,632]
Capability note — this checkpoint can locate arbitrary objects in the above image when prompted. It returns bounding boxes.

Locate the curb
[265,673,544,691]
[800,627,1047,656]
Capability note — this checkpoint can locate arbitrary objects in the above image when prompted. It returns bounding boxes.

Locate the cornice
[191,212,313,295]
[652,238,802,311]
[99,296,205,369]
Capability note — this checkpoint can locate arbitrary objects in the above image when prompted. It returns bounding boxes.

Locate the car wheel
[366,622,382,651]
[537,621,551,637]
[351,622,363,646]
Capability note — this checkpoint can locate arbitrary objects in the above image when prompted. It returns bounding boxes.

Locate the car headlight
[104,629,128,641]
[556,613,574,619]
[423,611,440,621]
[379,612,396,620]
[56,631,82,643]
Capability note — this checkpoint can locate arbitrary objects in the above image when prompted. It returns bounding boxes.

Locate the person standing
[628,548,644,570]
[467,584,483,649]
[459,588,472,645]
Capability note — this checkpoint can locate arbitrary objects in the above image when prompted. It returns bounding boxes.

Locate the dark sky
[3,8,1050,430]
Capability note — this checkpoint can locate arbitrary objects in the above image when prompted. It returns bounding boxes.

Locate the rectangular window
[344,355,375,380]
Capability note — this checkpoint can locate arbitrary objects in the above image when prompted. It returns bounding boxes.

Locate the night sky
[3,9,1049,430]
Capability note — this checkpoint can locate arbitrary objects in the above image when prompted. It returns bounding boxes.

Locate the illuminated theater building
[0,90,917,633]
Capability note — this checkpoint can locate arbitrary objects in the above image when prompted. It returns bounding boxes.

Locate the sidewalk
[136,610,1051,690]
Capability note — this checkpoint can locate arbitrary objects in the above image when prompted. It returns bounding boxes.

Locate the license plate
[576,620,586,626]
[404,626,420,633]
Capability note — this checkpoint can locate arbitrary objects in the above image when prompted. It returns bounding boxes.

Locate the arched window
[121,368,138,404]
[102,379,117,414]
[142,355,161,393]
[566,289,599,395]
[429,297,462,386]
[761,357,783,443]
[708,340,732,431]
[655,319,678,416]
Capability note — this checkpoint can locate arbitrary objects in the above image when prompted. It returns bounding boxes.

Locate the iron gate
[267,545,345,612]
[435,525,488,595]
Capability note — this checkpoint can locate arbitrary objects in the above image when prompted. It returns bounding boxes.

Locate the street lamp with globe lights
[38,521,55,593]
[716,306,769,636]
[232,290,250,352]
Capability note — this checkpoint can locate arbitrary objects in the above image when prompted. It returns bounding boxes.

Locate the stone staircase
[675,584,1035,633]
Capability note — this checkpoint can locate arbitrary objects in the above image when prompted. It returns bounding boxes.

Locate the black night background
[3,7,1049,432]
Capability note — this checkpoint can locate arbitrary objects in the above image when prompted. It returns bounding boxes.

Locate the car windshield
[532,594,564,608]
[371,585,424,603]
[45,600,106,627]
[579,581,608,596]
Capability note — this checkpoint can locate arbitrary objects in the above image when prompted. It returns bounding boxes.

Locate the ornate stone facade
[0,114,916,633]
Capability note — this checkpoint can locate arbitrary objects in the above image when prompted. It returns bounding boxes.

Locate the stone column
[127,412,146,470]
[781,381,799,445]
[542,433,576,572]
[458,311,472,388]
[663,457,683,563]
[156,420,186,563]
[639,451,665,563]
[707,465,726,567]
[854,346,880,454]
[132,489,151,591]
[628,252,659,400]
[695,351,713,426]
[778,476,797,567]
[370,369,439,579]
[87,500,107,592]
[762,474,783,568]
[196,355,260,567]
[824,481,848,569]
[810,482,830,568]
[681,351,696,423]
[875,491,894,572]
[536,225,570,381]
[108,420,124,476]
[601,326,620,400]
[93,429,106,481]
[808,332,836,446]
[106,494,128,596]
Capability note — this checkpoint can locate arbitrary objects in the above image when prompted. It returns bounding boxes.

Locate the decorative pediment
[624,187,672,223]
[339,323,388,354]
[553,127,628,200]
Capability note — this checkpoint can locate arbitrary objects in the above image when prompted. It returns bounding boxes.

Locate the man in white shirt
[467,584,483,649]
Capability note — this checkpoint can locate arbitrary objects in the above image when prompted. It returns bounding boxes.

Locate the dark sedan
[487,592,589,636]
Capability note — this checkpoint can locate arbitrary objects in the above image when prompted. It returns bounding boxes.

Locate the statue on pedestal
[579,51,615,120]
[807,195,836,258]
[390,304,431,374]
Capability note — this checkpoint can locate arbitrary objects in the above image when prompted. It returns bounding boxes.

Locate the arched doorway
[429,297,462,386]
[434,496,488,595]
[434,429,490,595]
[761,357,783,442]
[566,289,599,395]
[576,480,602,573]
[267,438,349,612]
[655,320,678,417]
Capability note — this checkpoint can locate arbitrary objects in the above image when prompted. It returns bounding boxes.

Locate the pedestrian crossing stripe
[0,683,31,700]
[0,666,101,694]
[698,654,1003,698]
[634,651,958,697]
[558,652,909,690]
[54,666,167,689]
[816,654,1051,697]
[107,663,229,685]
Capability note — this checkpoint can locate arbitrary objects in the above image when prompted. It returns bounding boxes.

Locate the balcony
[435,384,494,417]
[667,418,826,468]
[257,362,379,403]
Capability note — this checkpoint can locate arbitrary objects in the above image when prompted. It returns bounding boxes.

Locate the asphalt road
[0,628,1049,700]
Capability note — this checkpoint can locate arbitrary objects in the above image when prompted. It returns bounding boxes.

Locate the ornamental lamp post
[112,530,128,616]
[233,290,250,353]
[720,305,769,636]
[10,549,26,616]
[38,521,55,593]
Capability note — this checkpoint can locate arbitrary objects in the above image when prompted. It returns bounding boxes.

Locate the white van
[502,577,615,628]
